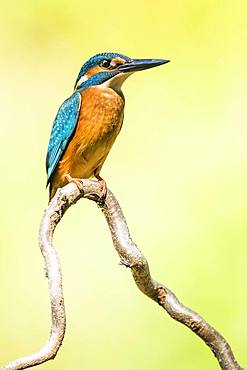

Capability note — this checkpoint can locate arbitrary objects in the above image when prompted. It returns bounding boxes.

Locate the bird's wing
[46,92,81,184]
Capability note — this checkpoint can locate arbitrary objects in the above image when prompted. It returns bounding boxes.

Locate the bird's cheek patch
[85,66,103,78]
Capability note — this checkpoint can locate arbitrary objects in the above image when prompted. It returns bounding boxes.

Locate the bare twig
[2,194,66,370]
[2,180,243,370]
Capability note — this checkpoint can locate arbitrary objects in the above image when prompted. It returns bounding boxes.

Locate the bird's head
[74,52,170,92]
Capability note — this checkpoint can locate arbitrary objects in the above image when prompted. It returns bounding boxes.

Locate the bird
[46,52,170,201]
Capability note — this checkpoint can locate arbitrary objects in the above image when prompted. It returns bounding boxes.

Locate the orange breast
[50,86,125,197]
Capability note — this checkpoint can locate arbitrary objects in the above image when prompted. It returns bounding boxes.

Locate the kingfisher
[46,52,170,201]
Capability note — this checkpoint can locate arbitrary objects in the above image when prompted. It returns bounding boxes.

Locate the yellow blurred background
[0,0,246,369]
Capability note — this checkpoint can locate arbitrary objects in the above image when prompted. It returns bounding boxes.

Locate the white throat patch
[100,72,132,93]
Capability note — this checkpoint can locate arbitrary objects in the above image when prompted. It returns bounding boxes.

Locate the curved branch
[2,180,243,370]
[2,194,66,369]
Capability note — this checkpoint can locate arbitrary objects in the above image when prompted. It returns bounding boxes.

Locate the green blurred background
[0,0,246,369]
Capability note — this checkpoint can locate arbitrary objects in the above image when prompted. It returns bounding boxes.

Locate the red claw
[65,173,83,191]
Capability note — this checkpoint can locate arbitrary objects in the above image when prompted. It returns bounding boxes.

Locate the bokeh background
[0,1,246,369]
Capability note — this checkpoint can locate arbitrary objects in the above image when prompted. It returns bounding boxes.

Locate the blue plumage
[77,70,119,91]
[46,52,169,198]
[46,92,81,184]
[46,53,129,185]
[46,71,121,185]
[74,52,131,89]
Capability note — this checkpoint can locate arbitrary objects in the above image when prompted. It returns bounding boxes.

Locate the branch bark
[2,180,243,370]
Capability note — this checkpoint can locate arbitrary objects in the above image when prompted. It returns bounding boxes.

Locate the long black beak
[118,58,170,73]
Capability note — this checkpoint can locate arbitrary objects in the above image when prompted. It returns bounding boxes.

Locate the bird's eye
[100,59,111,68]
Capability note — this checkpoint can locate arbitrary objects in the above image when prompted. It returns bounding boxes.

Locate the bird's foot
[65,173,83,192]
[95,174,107,201]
